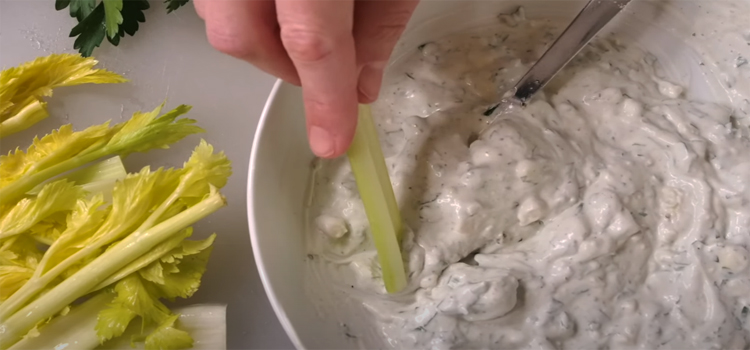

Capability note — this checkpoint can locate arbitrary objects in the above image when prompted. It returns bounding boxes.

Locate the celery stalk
[7,292,112,350]
[27,156,127,200]
[8,297,227,350]
[0,100,49,138]
[0,104,201,207]
[346,104,407,293]
[63,156,127,185]
[0,191,226,348]
[98,304,227,350]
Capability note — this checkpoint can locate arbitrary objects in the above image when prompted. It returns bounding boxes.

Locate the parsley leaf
[107,0,150,46]
[56,0,97,21]
[54,0,71,11]
[57,0,187,56]
[103,0,124,38]
[69,2,106,57]
[120,0,150,36]
[165,0,189,13]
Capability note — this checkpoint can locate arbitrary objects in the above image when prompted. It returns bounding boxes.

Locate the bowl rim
[247,78,305,350]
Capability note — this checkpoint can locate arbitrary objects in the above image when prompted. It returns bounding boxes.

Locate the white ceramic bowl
[248,1,749,349]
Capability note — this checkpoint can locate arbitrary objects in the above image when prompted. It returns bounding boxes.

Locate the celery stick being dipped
[346,104,407,293]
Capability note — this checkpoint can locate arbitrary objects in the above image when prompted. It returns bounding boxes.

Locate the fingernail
[359,63,385,102]
[309,126,335,158]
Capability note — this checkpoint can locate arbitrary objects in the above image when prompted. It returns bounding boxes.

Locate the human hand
[194,0,419,158]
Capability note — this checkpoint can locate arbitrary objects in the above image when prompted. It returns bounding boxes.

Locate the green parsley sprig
[55,0,190,57]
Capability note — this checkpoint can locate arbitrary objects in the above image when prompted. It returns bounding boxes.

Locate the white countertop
[0,1,293,348]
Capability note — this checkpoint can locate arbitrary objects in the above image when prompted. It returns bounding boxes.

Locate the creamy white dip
[305,4,750,350]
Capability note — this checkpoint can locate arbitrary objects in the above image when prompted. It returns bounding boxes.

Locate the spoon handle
[513,0,632,102]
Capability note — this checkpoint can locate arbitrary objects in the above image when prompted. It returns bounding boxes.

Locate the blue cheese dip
[304,6,750,350]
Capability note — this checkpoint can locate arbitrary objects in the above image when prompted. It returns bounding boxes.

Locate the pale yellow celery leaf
[138,258,166,286]
[96,300,137,343]
[0,96,12,116]
[78,168,169,248]
[0,53,127,95]
[37,194,108,275]
[0,180,83,240]
[178,140,232,202]
[95,274,173,343]
[95,234,215,344]
[162,233,215,265]
[0,105,201,208]
[0,235,43,269]
[128,141,229,232]
[4,168,177,324]
[0,99,49,137]
[0,265,34,300]
[29,232,60,246]
[0,187,227,349]
[94,227,192,291]
[144,314,193,350]
[27,212,68,245]
[139,233,215,295]
[0,53,127,121]
[0,123,112,189]
[146,167,187,210]
[153,240,214,300]
[38,167,175,279]
[114,275,172,323]
[26,123,114,174]
[96,304,226,350]
[184,140,233,190]
[105,104,202,157]
[23,324,41,340]
[0,87,15,120]
[107,103,165,145]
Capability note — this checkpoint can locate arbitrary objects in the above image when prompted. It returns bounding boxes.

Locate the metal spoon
[482,0,632,125]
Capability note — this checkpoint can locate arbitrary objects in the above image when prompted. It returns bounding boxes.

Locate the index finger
[276,0,358,158]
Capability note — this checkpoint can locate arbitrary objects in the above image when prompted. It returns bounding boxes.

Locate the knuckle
[206,26,258,60]
[280,26,335,63]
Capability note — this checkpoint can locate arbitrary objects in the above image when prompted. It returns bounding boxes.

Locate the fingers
[277,0,358,158]
[354,0,419,102]
[193,0,206,19]
[200,0,300,85]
